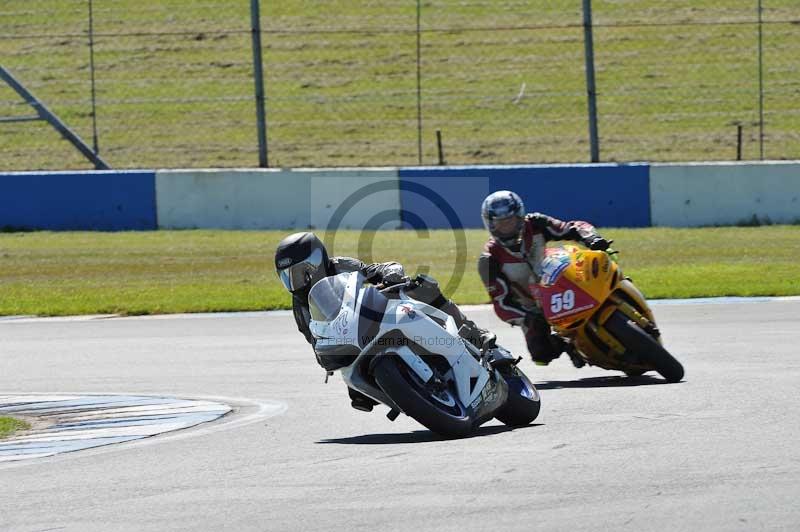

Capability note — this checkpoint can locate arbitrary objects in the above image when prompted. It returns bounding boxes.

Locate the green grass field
[1,227,799,316]
[0,416,29,440]
[1,1,799,170]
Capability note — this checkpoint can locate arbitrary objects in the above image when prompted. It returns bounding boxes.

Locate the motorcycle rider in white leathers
[275,231,495,412]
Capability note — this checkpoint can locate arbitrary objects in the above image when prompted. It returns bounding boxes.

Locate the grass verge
[1,226,799,316]
[0,416,30,440]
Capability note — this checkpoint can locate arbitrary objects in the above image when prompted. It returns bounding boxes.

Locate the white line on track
[1,296,799,324]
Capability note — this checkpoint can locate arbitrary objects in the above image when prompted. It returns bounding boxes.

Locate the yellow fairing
[547,246,660,372]
[545,246,617,328]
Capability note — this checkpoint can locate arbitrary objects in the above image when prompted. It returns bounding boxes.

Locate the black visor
[278,248,324,292]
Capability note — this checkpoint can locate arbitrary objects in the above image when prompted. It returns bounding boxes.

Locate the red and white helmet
[481,190,525,247]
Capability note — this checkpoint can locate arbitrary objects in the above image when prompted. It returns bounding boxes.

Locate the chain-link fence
[1,1,798,170]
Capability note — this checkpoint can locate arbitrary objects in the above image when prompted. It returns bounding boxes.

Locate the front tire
[372,355,474,438]
[624,369,646,378]
[604,311,684,382]
[494,366,541,426]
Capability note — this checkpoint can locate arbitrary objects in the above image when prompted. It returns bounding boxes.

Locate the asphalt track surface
[1,300,799,532]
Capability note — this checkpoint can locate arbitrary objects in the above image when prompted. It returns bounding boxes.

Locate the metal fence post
[757,0,765,160]
[88,0,100,156]
[581,0,600,163]
[415,0,423,165]
[250,0,268,167]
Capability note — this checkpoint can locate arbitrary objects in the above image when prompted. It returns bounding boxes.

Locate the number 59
[550,289,575,313]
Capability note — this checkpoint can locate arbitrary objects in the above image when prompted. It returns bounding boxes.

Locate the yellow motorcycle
[532,245,684,382]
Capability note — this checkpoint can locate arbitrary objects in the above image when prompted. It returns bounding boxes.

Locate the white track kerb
[2,296,799,325]
[0,395,232,462]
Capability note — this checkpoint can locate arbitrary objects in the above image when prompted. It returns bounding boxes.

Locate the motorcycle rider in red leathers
[478,190,610,366]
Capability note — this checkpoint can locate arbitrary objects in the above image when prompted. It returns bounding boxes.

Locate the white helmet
[481,190,526,247]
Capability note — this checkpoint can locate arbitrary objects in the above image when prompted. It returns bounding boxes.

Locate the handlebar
[378,276,421,295]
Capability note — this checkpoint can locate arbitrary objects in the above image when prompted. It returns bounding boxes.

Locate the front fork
[588,281,661,360]
[556,279,660,366]
[601,280,661,341]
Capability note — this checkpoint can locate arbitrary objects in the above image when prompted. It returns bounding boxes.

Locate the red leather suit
[478,213,601,361]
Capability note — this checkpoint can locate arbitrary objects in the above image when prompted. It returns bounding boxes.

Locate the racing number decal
[541,279,597,322]
[550,289,575,314]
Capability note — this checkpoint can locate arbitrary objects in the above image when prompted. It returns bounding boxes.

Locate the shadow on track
[536,374,678,390]
[317,423,543,445]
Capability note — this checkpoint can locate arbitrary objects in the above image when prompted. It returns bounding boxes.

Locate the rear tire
[494,367,541,427]
[373,356,474,438]
[604,311,684,382]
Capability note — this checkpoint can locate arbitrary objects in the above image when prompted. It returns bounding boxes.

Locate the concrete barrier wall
[0,171,156,230]
[158,164,652,231]
[155,168,400,230]
[650,162,800,227]
[399,164,651,228]
[156,169,309,229]
[4,162,799,231]
[304,169,401,231]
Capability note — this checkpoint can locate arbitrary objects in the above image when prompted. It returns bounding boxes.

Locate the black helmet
[275,232,329,293]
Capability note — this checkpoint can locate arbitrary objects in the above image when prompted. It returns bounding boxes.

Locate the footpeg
[568,352,586,368]
[387,408,401,421]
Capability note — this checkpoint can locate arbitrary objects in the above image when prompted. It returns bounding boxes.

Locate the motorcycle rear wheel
[373,355,474,438]
[604,311,685,383]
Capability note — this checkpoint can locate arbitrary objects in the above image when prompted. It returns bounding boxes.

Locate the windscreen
[308,272,353,322]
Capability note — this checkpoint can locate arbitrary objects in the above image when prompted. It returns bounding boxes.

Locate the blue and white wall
[2,162,798,230]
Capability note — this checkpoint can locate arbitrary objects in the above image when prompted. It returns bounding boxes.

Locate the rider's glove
[379,271,409,287]
[414,273,439,291]
[585,235,611,251]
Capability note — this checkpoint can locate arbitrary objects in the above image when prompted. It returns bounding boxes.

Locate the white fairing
[385,296,489,408]
[308,272,491,410]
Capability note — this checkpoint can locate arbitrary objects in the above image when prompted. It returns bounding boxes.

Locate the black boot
[526,312,566,366]
[439,300,497,352]
[563,340,585,368]
[348,387,377,412]
[528,331,565,366]
[475,327,497,352]
[457,319,497,352]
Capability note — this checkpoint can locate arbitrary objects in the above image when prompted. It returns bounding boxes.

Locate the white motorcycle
[308,271,541,438]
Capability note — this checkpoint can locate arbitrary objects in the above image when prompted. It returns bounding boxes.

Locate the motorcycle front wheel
[604,311,685,383]
[493,366,541,427]
[373,355,474,438]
